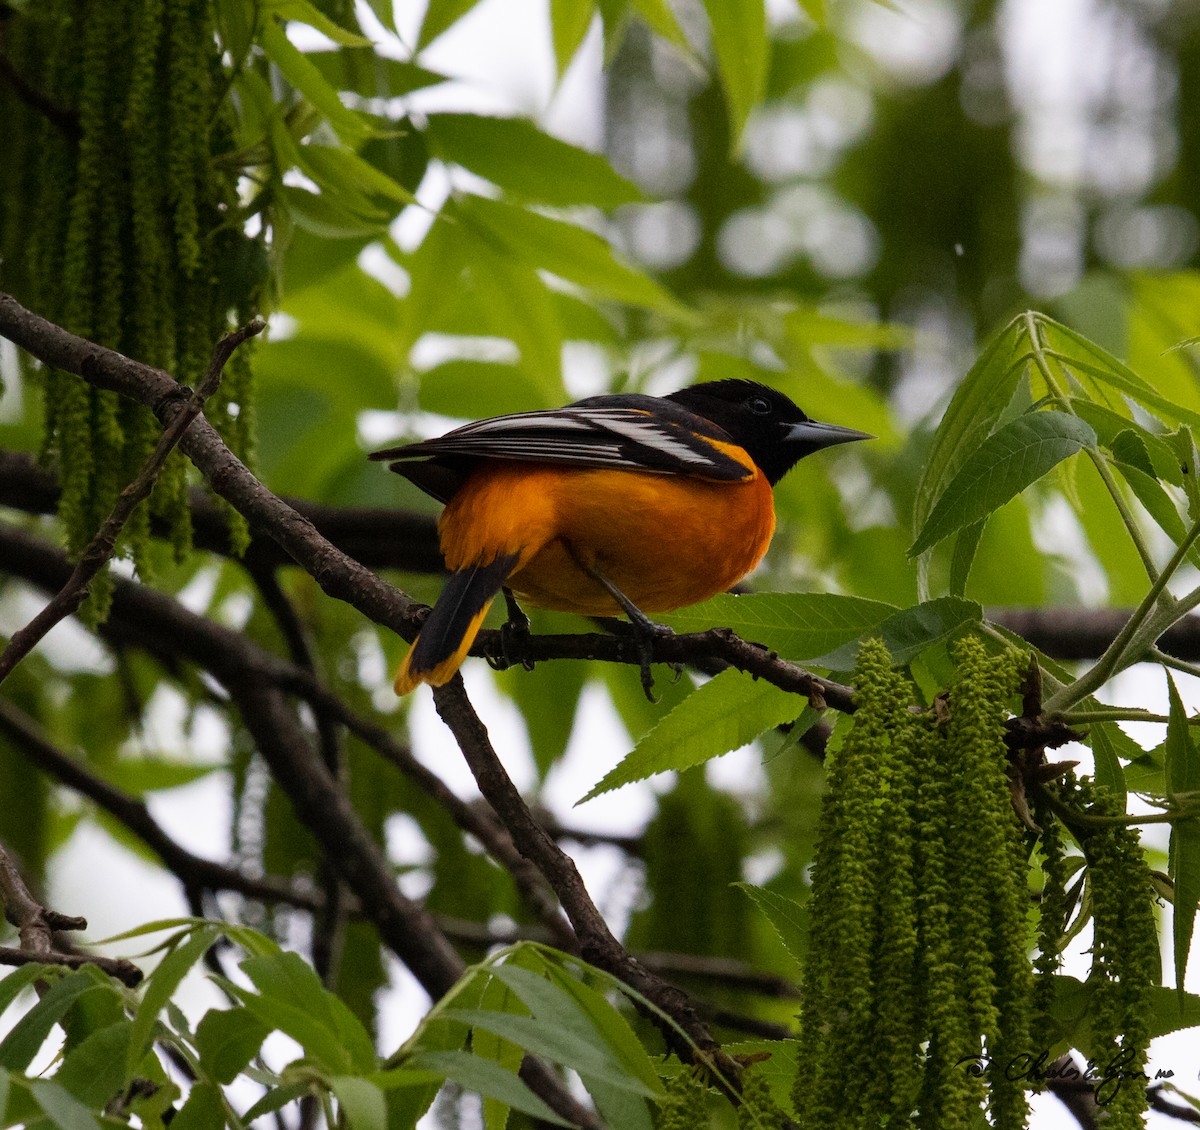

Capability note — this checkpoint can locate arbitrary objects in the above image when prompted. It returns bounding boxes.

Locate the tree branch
[0,835,142,986]
[433,678,744,1090]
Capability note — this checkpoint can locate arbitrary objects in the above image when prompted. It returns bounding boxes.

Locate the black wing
[369,400,752,503]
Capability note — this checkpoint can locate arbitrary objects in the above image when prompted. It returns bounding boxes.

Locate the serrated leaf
[702,0,768,148]
[170,1082,225,1130]
[661,592,897,660]
[417,0,482,49]
[262,0,372,45]
[814,597,983,670]
[735,883,808,964]
[240,951,375,1073]
[948,520,986,597]
[426,115,640,208]
[258,18,377,147]
[1167,674,1200,1002]
[458,196,689,317]
[913,318,1029,541]
[28,1081,101,1130]
[0,970,94,1072]
[404,1050,572,1125]
[1047,319,1200,430]
[627,0,691,49]
[436,1011,656,1094]
[550,0,597,76]
[581,669,802,802]
[330,1076,387,1130]
[195,1007,271,1084]
[107,757,223,795]
[55,1022,131,1108]
[1089,724,1129,812]
[487,961,660,1097]
[910,411,1096,556]
[127,928,219,1076]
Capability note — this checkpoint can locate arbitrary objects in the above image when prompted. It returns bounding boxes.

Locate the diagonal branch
[433,678,744,1090]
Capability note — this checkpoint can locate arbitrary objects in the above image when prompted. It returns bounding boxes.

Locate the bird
[370,378,872,696]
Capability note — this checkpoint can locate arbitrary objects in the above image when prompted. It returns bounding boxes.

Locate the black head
[665,379,873,485]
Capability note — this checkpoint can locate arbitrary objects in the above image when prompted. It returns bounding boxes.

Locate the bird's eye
[747,396,773,416]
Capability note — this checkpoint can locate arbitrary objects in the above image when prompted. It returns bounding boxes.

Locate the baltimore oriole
[371,379,871,695]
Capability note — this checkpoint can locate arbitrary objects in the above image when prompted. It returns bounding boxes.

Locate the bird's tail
[394,553,520,694]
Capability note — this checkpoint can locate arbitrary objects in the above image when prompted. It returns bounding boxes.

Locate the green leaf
[1089,724,1129,812]
[1047,318,1200,430]
[488,965,630,1074]
[195,1007,271,1084]
[107,757,223,795]
[724,1041,799,1118]
[550,0,598,76]
[242,1080,310,1124]
[402,1051,572,1126]
[473,972,525,1130]
[910,411,1096,556]
[436,1011,657,1093]
[418,361,557,418]
[239,951,376,1073]
[948,520,986,596]
[581,669,802,802]
[127,927,219,1077]
[55,1022,131,1108]
[660,592,898,661]
[305,51,448,98]
[458,196,689,317]
[913,318,1028,545]
[626,0,691,49]
[426,115,641,208]
[0,970,94,1072]
[28,1081,101,1130]
[0,964,49,1021]
[1166,674,1200,1002]
[535,966,662,1097]
[701,0,769,147]
[418,0,483,49]
[814,597,983,670]
[258,18,377,147]
[330,1076,388,1130]
[1111,459,1191,551]
[735,883,809,965]
[261,0,372,45]
[170,1082,225,1130]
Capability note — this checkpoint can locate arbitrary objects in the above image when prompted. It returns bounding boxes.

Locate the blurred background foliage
[3,0,1200,1123]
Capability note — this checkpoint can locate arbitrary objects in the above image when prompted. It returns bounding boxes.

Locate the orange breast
[437,458,776,617]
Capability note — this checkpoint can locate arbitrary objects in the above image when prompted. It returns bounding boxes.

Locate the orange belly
[437,461,776,616]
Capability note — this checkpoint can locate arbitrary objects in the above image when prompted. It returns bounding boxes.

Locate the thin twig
[0,836,141,985]
[0,317,264,686]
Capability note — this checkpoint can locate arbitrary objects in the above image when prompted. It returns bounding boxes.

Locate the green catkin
[6,0,258,593]
[654,1072,709,1130]
[1032,806,1070,1036]
[1064,778,1157,1128]
[736,1072,787,1129]
[794,639,906,1128]
[794,638,1034,1130]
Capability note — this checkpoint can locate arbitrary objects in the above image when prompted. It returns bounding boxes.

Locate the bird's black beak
[785,419,875,450]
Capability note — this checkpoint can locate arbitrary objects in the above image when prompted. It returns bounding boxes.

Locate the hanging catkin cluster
[1043,776,1157,1128]
[793,636,1032,1129]
[0,0,258,615]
